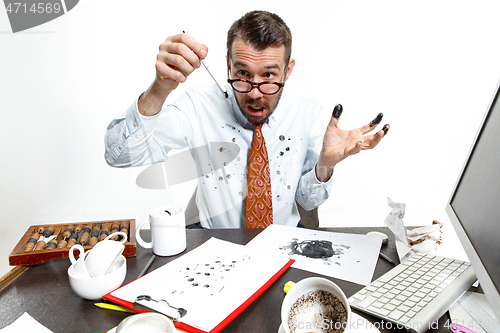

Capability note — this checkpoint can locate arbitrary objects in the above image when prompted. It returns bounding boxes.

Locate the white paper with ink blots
[109,237,291,332]
[245,225,382,286]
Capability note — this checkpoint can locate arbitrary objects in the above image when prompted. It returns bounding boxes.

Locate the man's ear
[285,58,295,81]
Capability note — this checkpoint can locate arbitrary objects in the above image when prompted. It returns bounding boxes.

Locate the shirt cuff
[126,93,160,137]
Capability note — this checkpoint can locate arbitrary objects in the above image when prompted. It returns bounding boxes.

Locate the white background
[1,0,500,277]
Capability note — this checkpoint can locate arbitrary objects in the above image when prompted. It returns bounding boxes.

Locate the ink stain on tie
[279,152,284,156]
[232,138,236,142]
[219,176,223,181]
[286,147,290,151]
[279,135,285,141]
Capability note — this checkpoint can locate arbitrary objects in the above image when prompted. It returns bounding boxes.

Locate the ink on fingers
[370,113,384,127]
[382,124,390,135]
[332,104,343,119]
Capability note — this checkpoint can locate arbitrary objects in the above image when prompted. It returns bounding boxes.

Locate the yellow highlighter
[283,281,296,294]
[94,302,136,314]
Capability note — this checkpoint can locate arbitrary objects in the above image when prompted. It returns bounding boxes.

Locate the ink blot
[286,147,290,151]
[191,283,199,287]
[232,138,236,142]
[279,135,285,141]
[204,284,210,288]
[279,152,284,156]
[280,240,338,259]
[187,278,194,282]
[219,176,223,181]
[205,273,210,276]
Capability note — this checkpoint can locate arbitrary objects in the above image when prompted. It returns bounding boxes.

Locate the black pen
[379,252,397,265]
[183,30,228,98]
[137,254,156,278]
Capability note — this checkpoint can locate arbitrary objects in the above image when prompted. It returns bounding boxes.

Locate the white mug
[281,277,351,333]
[85,232,127,278]
[135,206,186,256]
[69,244,92,279]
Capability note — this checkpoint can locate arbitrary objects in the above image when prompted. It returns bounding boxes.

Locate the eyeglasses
[227,79,284,95]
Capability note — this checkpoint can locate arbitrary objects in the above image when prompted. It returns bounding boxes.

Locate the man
[105,10,389,228]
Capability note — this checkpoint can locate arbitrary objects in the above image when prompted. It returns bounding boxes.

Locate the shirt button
[133,120,138,127]
[118,144,123,149]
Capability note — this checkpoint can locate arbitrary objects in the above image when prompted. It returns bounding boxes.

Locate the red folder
[104,258,294,333]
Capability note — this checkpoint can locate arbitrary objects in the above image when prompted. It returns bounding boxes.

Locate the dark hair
[227,10,292,64]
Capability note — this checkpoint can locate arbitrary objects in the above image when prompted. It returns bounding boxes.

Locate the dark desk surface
[0,227,450,333]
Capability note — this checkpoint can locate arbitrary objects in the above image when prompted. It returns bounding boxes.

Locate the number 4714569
[5,2,62,14]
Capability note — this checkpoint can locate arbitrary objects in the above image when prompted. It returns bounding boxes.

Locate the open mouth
[247,105,266,115]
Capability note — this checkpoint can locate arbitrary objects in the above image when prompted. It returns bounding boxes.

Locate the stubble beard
[235,89,284,125]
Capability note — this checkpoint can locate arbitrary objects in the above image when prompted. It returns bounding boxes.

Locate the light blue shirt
[105,84,333,228]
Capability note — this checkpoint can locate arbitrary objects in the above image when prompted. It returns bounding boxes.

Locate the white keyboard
[348,253,477,333]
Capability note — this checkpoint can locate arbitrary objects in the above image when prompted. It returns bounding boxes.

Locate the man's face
[228,38,294,125]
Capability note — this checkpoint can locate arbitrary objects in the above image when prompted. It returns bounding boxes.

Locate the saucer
[278,323,285,333]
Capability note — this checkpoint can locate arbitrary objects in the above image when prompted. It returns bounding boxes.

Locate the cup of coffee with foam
[281,277,351,333]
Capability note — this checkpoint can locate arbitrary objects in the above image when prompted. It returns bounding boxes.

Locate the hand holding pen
[138,32,226,117]
[155,33,208,91]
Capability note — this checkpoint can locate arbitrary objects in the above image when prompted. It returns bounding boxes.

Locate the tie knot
[251,122,264,131]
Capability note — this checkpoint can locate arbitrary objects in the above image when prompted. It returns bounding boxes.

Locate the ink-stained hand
[154,33,208,92]
[315,104,389,182]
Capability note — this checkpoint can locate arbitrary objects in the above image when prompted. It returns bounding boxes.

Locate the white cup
[68,255,127,300]
[69,244,92,279]
[135,206,186,256]
[85,232,127,278]
[281,277,351,333]
[115,313,176,333]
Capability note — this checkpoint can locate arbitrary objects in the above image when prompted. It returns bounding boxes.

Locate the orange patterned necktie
[246,123,273,228]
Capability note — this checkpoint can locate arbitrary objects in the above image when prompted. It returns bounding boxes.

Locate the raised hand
[315,104,390,182]
[138,33,208,116]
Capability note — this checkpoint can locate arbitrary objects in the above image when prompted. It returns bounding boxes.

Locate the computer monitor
[446,79,500,322]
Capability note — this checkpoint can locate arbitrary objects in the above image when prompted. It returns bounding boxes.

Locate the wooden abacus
[9,219,136,266]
